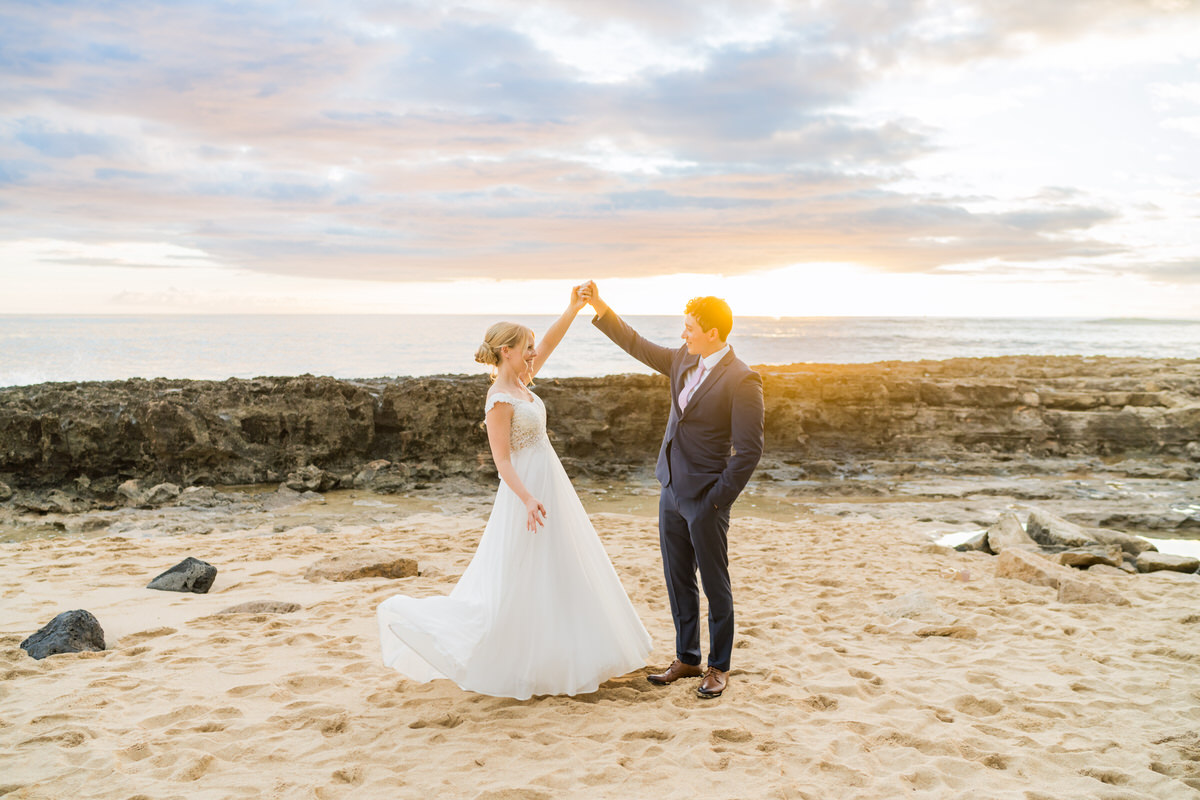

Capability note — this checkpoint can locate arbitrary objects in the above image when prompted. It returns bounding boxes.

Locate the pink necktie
[679,361,706,411]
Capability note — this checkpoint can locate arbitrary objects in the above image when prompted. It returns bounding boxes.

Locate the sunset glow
[2,2,1198,316]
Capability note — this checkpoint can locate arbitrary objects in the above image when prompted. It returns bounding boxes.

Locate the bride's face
[501,335,536,378]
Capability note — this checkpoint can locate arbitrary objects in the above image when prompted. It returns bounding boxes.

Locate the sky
[1,0,1199,317]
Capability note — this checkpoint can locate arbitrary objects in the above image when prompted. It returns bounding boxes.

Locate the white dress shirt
[679,343,730,409]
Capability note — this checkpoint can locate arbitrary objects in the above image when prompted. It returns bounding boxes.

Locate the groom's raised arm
[591,302,676,377]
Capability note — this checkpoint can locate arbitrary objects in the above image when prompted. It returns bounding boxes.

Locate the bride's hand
[569,283,589,313]
[524,496,547,532]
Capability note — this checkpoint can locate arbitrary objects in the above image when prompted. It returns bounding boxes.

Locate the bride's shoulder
[485,391,519,414]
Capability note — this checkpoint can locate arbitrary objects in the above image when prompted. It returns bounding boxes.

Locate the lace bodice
[485,391,547,451]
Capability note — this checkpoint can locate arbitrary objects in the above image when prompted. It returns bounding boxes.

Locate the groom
[581,282,764,699]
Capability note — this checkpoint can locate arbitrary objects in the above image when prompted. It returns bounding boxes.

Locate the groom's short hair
[685,296,733,341]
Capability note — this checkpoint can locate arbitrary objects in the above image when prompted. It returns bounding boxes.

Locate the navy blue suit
[594,310,764,671]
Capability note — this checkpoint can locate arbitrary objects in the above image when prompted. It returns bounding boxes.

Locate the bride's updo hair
[474,321,533,369]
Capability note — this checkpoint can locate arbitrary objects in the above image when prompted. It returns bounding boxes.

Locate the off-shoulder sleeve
[484,392,518,415]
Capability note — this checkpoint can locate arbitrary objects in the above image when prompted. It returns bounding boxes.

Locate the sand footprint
[409,713,463,729]
[468,695,525,712]
[952,694,1003,717]
[978,753,1009,770]
[118,741,153,763]
[182,707,243,734]
[473,790,553,800]
[283,632,324,646]
[704,754,732,771]
[19,729,89,748]
[364,689,400,709]
[268,704,351,736]
[283,673,348,694]
[140,703,209,730]
[621,729,672,742]
[27,713,74,727]
[803,694,840,711]
[330,765,365,785]
[848,668,883,685]
[579,767,627,786]
[172,751,215,782]
[88,674,143,690]
[816,759,870,787]
[964,670,1004,688]
[710,728,753,745]
[870,728,959,757]
[1077,766,1131,785]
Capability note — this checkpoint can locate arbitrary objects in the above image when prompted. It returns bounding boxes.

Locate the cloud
[0,0,1198,293]
[12,118,129,159]
[1143,259,1200,283]
[0,158,40,184]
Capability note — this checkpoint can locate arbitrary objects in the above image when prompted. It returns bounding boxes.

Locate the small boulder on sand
[1055,545,1126,569]
[20,610,106,660]
[994,548,1074,589]
[986,512,1040,554]
[148,557,218,593]
[953,531,989,553]
[285,465,338,493]
[1025,509,1098,549]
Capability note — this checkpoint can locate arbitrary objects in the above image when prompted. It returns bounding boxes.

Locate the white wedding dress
[376,390,652,699]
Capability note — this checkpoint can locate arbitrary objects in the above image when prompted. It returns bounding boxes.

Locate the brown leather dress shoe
[647,659,704,685]
[696,667,728,698]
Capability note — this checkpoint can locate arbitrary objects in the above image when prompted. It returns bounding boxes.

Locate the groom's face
[681,314,717,355]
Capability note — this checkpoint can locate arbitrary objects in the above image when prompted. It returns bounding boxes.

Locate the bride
[376,287,652,699]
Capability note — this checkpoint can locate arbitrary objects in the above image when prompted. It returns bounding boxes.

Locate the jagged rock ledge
[1,355,1198,511]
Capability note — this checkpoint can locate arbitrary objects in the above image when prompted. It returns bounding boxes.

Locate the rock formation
[1,356,1197,506]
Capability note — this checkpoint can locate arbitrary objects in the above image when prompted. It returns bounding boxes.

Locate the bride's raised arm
[530,283,588,377]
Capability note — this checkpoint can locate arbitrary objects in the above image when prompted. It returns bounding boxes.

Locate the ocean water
[1,315,1198,388]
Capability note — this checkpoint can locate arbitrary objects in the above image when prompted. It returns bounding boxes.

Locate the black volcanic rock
[147,557,218,593]
[21,610,106,660]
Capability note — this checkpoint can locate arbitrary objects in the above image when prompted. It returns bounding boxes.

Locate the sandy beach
[3,485,1200,800]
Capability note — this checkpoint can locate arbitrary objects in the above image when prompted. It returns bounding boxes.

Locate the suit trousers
[658,483,734,671]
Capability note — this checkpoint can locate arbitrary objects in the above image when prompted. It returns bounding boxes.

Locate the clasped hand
[575,280,596,306]
[568,282,591,313]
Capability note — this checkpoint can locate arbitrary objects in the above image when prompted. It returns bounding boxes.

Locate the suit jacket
[594,310,765,507]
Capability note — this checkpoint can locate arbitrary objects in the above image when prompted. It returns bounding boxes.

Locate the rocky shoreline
[1,355,1198,536]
